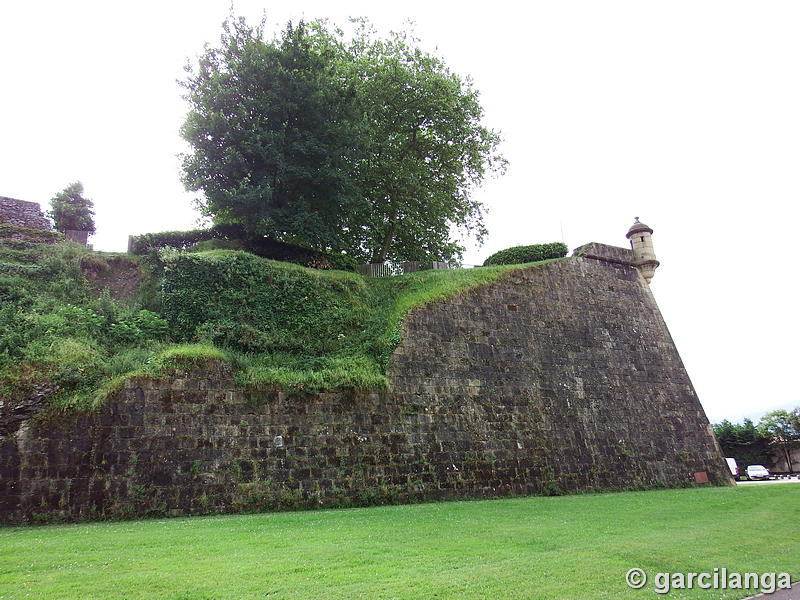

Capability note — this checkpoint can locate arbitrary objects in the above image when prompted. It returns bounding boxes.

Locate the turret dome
[626,217,653,238]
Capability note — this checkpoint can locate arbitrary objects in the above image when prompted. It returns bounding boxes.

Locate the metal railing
[358,263,399,277]
[358,260,464,277]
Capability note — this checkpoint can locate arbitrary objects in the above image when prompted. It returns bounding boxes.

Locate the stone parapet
[573,242,633,265]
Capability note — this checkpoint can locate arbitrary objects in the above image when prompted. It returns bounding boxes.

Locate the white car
[745,465,770,480]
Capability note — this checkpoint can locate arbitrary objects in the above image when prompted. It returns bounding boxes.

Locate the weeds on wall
[161,249,548,395]
[0,238,178,416]
[0,232,560,415]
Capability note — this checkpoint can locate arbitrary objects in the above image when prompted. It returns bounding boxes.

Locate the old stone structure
[0,196,52,230]
[626,217,659,283]
[65,230,89,245]
[0,222,731,523]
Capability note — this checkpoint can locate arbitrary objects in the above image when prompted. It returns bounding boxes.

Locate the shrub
[133,310,169,339]
[48,181,96,234]
[0,224,63,244]
[162,250,368,353]
[106,310,169,345]
[189,239,246,253]
[325,253,360,273]
[482,242,568,266]
[0,239,46,264]
[54,304,107,337]
[244,238,359,272]
[128,224,245,255]
[129,225,358,272]
[0,239,172,412]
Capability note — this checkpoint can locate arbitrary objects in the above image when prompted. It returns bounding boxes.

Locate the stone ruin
[0,196,52,231]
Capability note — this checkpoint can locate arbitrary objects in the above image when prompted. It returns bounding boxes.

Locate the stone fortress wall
[0,236,731,523]
[0,197,52,230]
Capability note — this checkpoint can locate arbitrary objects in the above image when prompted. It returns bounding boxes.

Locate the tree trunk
[371,200,399,264]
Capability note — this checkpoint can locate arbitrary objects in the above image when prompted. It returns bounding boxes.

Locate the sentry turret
[626,217,659,284]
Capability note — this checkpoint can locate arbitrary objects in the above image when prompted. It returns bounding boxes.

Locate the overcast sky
[1,1,798,424]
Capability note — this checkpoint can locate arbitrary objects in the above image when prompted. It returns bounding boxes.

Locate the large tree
[180,18,360,251]
[344,23,504,263]
[48,181,96,234]
[180,16,504,263]
[758,409,800,473]
[712,418,771,469]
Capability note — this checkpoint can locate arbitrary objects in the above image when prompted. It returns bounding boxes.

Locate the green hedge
[245,238,359,272]
[162,250,369,354]
[128,224,244,255]
[482,242,568,266]
[129,225,358,272]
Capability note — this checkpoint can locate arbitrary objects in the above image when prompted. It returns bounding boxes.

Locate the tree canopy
[48,181,96,234]
[713,408,800,473]
[180,16,504,263]
[758,408,800,473]
[712,418,770,471]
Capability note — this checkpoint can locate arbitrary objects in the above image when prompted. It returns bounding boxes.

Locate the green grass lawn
[1,485,797,599]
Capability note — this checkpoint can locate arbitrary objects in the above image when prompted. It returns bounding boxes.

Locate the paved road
[736,477,800,486]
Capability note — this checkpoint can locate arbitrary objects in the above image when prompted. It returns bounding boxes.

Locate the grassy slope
[1,237,557,414]
[0,239,182,415]
[0,485,797,599]
[215,252,554,393]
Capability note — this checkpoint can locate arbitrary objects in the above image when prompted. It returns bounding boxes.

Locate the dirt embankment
[82,256,145,303]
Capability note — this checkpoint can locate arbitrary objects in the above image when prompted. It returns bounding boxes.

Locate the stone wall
[574,241,633,265]
[389,251,729,492]
[0,197,52,230]
[0,249,731,523]
[766,445,800,474]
